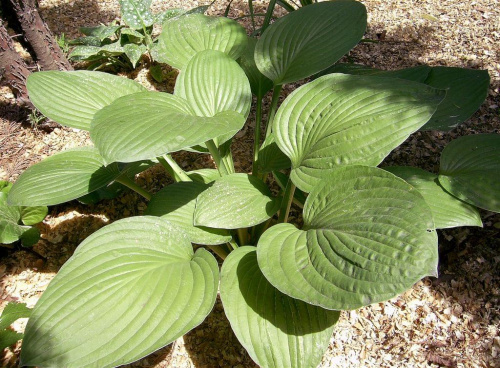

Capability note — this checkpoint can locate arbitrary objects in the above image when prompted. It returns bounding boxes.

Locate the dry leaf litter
[0,0,499,367]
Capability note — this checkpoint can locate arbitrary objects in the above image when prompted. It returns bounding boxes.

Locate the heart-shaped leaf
[8,147,120,206]
[91,91,246,163]
[156,13,248,70]
[273,73,445,192]
[385,166,482,229]
[119,0,154,29]
[194,173,279,229]
[20,216,218,368]
[146,182,232,245]
[19,206,48,226]
[255,1,367,85]
[174,49,251,146]
[438,134,500,212]
[0,302,32,330]
[27,71,147,130]
[221,247,339,368]
[257,165,438,310]
[238,37,273,98]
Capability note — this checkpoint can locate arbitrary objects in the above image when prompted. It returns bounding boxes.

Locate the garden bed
[0,0,499,367]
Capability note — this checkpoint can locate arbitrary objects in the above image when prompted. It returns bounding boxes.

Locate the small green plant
[27,108,47,128]
[0,181,47,248]
[55,33,70,54]
[0,302,32,351]
[68,0,208,70]
[8,2,497,367]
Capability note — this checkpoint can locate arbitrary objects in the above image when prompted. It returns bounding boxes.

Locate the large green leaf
[273,73,445,192]
[194,173,279,229]
[257,165,438,310]
[422,67,490,130]
[8,147,120,206]
[317,64,489,131]
[238,37,273,98]
[174,49,251,145]
[156,13,248,70]
[254,1,367,85]
[221,247,339,368]
[385,166,482,229]
[90,91,246,163]
[119,0,154,29]
[438,134,500,212]
[145,182,232,245]
[27,71,146,130]
[20,217,218,368]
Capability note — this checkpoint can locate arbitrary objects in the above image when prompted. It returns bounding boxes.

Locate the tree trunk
[7,0,73,71]
[0,19,32,106]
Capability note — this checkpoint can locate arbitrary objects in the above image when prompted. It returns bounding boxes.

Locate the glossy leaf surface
[238,37,273,97]
[156,13,247,69]
[194,173,279,229]
[21,217,218,368]
[27,71,146,130]
[221,247,339,368]
[255,1,367,85]
[386,166,482,228]
[258,166,438,310]
[273,73,444,192]
[8,148,120,206]
[146,181,232,245]
[439,134,500,212]
[91,92,246,163]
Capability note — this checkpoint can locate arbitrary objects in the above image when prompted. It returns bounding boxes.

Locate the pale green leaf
[90,91,246,163]
[8,147,120,206]
[257,165,438,310]
[194,173,279,229]
[438,134,500,212]
[156,13,248,70]
[221,247,339,368]
[187,169,220,184]
[27,71,146,130]
[20,217,218,368]
[273,73,445,192]
[145,182,232,245]
[386,166,482,229]
[255,1,367,85]
[79,25,121,40]
[175,49,251,119]
[124,43,147,67]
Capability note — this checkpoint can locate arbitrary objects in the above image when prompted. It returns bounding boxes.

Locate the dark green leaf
[439,134,500,212]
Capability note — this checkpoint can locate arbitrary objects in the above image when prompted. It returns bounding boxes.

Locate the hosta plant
[8,2,497,367]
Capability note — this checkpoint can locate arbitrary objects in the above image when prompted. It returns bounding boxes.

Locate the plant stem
[206,244,230,260]
[252,97,264,175]
[206,140,230,176]
[237,228,248,245]
[221,146,236,174]
[228,239,239,250]
[157,155,192,182]
[264,85,283,139]
[115,175,152,201]
[277,179,296,223]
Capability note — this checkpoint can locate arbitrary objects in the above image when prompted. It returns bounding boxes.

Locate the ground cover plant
[6,1,499,367]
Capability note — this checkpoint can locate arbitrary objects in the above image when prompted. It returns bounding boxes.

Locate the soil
[1,0,499,367]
